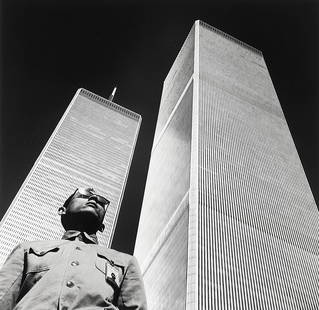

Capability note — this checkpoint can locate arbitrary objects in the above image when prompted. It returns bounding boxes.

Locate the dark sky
[1,0,318,254]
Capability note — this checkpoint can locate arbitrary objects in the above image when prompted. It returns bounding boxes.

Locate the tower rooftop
[198,20,263,56]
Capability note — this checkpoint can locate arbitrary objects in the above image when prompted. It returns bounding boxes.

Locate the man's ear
[98,223,105,232]
[58,206,67,215]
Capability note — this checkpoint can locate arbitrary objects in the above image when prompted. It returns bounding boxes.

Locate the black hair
[62,189,78,210]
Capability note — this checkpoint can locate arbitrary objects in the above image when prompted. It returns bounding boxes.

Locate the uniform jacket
[0,230,147,310]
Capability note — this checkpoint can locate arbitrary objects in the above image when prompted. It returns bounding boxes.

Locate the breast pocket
[95,253,125,293]
[18,245,63,300]
[27,245,62,273]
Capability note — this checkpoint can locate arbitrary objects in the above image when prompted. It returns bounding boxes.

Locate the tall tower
[0,88,141,266]
[134,20,319,309]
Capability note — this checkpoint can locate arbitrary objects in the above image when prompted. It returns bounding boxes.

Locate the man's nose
[88,195,98,202]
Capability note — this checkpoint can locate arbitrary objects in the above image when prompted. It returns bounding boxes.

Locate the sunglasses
[73,188,110,209]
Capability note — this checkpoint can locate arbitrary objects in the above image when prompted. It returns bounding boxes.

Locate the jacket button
[111,273,116,280]
[110,260,114,266]
[71,261,79,266]
[66,281,74,288]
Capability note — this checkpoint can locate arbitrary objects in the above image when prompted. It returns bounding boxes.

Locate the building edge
[186,19,200,310]
[108,114,142,247]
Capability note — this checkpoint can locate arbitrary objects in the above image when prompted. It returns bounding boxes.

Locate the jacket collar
[62,230,98,244]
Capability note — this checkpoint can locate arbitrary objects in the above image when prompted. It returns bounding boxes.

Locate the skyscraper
[134,20,319,309]
[0,88,141,266]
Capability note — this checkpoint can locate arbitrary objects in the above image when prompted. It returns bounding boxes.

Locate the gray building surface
[0,88,141,266]
[134,20,319,309]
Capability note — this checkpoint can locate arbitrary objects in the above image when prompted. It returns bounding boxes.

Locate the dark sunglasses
[73,188,110,209]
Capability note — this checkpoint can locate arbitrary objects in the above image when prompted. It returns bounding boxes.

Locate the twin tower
[1,20,318,309]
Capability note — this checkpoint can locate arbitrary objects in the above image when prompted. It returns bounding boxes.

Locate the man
[0,187,147,310]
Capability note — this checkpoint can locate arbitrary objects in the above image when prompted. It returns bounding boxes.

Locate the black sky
[1,0,318,254]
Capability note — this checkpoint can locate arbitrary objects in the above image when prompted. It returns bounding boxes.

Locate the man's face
[66,188,109,227]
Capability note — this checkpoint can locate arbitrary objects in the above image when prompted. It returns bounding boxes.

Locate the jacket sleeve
[0,244,25,310]
[118,255,147,310]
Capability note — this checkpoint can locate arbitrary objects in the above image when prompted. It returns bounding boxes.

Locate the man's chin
[78,210,100,222]
[80,206,98,214]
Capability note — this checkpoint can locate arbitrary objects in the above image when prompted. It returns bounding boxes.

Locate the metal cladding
[134,20,319,309]
[0,88,141,266]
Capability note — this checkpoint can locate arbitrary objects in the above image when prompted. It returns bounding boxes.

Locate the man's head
[58,187,110,234]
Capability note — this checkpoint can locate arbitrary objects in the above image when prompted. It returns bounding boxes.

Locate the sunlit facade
[0,88,141,266]
[134,20,319,309]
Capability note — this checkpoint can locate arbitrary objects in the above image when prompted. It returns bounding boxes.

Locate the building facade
[0,88,141,266]
[134,20,319,309]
